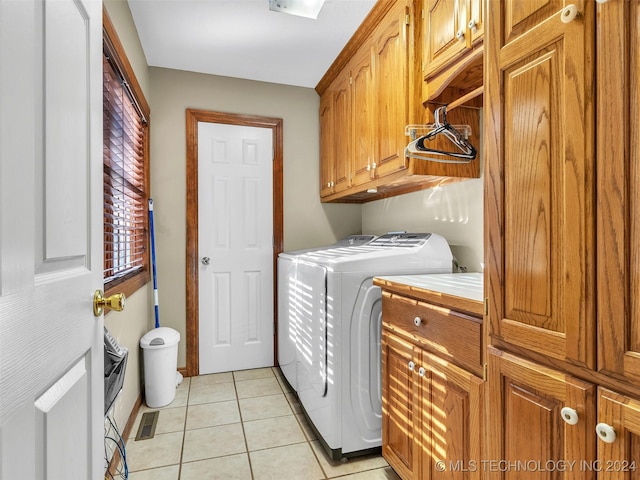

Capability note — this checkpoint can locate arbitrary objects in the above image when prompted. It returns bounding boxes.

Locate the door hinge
[483,297,488,316]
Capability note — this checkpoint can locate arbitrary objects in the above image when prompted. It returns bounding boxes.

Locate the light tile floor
[125,367,401,480]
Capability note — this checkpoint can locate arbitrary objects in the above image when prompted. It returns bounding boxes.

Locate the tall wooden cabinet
[485,0,640,476]
[595,0,640,385]
[485,0,595,368]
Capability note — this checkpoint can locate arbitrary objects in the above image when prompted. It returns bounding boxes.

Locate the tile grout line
[176,378,191,480]
[233,370,257,480]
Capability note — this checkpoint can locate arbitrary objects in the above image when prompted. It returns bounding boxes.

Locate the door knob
[595,422,616,443]
[560,407,579,425]
[93,290,126,317]
[202,256,211,265]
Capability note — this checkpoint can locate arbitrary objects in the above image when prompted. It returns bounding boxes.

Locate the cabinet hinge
[349,75,352,85]
[483,297,488,316]
[405,13,410,26]
[483,363,488,381]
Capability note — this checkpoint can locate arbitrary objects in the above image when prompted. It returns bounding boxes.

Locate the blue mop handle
[149,199,160,328]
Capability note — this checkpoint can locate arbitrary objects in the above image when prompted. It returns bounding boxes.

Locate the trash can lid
[140,327,180,349]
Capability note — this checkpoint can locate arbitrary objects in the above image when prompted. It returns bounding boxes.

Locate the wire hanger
[405,106,477,163]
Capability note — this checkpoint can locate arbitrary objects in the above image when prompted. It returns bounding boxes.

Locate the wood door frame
[185,109,284,377]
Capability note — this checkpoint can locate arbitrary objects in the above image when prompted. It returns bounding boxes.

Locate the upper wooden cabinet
[423,0,483,80]
[485,0,595,368]
[316,0,480,203]
[351,45,376,188]
[320,70,351,197]
[372,1,412,179]
[595,0,640,385]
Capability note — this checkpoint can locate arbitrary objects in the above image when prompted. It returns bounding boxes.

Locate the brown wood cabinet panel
[319,93,335,198]
[373,0,411,178]
[424,0,467,76]
[382,332,418,480]
[419,351,483,480]
[487,348,596,480]
[485,0,595,367]
[501,0,565,47]
[596,0,640,386]
[351,45,376,187]
[332,70,352,194]
[597,387,640,479]
[382,290,482,376]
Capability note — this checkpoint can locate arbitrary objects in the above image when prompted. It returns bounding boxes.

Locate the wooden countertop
[374,273,484,317]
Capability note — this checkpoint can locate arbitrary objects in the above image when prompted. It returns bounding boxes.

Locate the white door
[0,0,104,479]
[198,122,274,374]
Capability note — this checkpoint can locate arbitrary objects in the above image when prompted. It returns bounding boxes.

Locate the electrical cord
[105,413,129,479]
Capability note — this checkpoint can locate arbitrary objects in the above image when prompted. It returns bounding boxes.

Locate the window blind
[103,52,148,285]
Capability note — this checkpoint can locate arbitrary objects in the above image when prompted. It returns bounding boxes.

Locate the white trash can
[140,327,180,408]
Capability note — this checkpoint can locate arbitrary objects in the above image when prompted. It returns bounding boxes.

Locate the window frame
[103,7,151,298]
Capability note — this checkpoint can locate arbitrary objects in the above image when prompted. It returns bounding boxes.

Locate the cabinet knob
[414,317,422,326]
[595,423,617,443]
[418,367,426,377]
[456,29,465,40]
[468,19,477,30]
[372,162,377,169]
[560,407,579,425]
[366,164,371,171]
[560,4,579,23]
[408,361,415,371]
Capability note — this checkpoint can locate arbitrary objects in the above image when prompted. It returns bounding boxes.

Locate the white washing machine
[277,235,376,390]
[293,233,453,459]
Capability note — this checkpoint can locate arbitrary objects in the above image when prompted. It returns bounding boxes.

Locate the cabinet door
[485,1,595,367]
[374,0,411,178]
[319,92,335,198]
[597,388,640,479]
[332,69,352,194]
[418,351,483,480]
[596,1,640,385]
[423,0,468,77]
[468,0,483,44]
[382,330,418,480]
[487,348,596,480]
[351,45,376,187]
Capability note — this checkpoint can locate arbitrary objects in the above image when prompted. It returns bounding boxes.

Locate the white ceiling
[127,0,377,89]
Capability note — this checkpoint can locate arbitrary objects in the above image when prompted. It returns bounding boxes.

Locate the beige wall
[103,0,151,433]
[149,67,361,368]
[362,176,484,272]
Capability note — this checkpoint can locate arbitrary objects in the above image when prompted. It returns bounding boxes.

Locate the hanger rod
[446,86,484,111]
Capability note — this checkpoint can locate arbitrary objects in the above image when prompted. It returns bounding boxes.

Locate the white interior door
[0,0,103,479]
[198,122,274,374]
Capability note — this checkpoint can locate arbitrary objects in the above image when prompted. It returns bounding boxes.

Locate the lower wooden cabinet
[382,329,484,480]
[597,388,640,479]
[487,347,597,479]
[487,347,640,479]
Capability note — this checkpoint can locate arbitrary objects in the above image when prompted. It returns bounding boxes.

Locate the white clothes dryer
[277,235,375,390]
[293,233,453,459]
